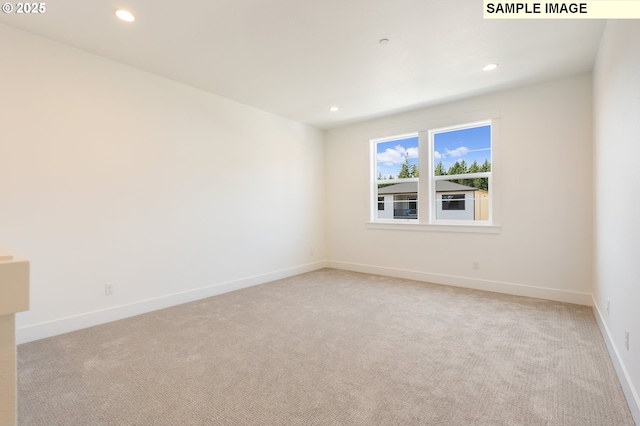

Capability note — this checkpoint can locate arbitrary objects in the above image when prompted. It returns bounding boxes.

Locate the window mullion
[418,131,430,224]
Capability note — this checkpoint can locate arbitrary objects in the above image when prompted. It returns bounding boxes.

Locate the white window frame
[368,115,500,234]
[370,132,420,223]
[426,120,493,225]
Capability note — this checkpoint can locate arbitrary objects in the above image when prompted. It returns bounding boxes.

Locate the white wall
[593,21,640,422]
[0,24,326,343]
[325,74,594,304]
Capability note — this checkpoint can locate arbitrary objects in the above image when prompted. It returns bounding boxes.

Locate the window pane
[436,178,489,221]
[375,135,419,221]
[376,136,419,180]
[377,182,418,220]
[433,125,491,176]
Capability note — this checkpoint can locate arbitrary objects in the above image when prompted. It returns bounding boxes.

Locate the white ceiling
[0,1,605,129]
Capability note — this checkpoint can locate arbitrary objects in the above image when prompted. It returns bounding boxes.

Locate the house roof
[377,181,479,194]
[436,181,480,192]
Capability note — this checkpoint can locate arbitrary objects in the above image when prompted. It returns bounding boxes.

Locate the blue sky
[434,125,491,171]
[375,125,491,179]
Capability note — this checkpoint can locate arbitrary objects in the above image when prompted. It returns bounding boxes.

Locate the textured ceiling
[0,1,605,129]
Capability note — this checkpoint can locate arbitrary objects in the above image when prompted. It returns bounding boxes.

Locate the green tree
[459,160,470,186]
[398,155,413,179]
[448,161,463,176]
[465,160,478,188]
[459,160,468,174]
[434,161,447,176]
[470,160,490,190]
[398,155,418,179]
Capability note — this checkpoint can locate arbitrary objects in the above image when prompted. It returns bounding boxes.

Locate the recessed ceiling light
[379,38,390,45]
[115,9,135,22]
[329,106,339,112]
[482,63,498,71]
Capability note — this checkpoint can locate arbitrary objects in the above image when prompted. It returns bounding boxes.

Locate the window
[430,122,491,223]
[442,194,465,210]
[371,120,493,226]
[373,133,419,221]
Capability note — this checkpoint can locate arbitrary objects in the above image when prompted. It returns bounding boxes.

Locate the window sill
[366,221,501,234]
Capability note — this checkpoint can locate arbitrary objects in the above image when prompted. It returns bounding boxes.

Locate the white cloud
[406,147,419,158]
[377,148,403,165]
[435,146,470,160]
[377,144,418,165]
[445,146,470,157]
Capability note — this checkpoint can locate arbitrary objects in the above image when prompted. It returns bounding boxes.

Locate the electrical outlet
[607,299,610,315]
[105,283,114,296]
[625,330,630,351]
[473,260,480,270]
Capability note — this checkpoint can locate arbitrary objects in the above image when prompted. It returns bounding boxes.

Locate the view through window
[431,122,492,222]
[372,121,492,224]
[374,133,419,221]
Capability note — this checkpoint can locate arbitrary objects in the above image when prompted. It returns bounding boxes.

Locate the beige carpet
[18,269,634,425]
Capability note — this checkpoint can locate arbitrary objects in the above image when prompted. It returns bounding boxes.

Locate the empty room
[0,1,638,425]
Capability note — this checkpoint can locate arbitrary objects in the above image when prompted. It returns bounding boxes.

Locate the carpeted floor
[17,269,634,425]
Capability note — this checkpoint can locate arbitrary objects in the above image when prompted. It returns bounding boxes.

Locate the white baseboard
[592,298,640,424]
[16,261,328,344]
[326,261,593,306]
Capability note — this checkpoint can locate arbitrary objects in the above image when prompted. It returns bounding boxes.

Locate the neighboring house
[377,181,489,221]
[377,182,418,220]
